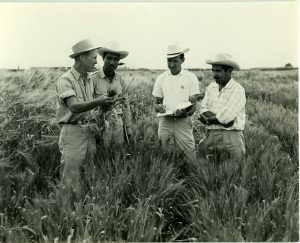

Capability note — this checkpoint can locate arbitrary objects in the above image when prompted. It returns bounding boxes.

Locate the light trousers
[205,129,245,163]
[158,116,196,161]
[58,124,96,193]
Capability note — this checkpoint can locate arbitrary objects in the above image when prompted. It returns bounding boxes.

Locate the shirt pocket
[179,86,190,101]
[110,82,123,95]
[75,87,86,101]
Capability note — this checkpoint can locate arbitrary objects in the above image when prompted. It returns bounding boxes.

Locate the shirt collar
[167,69,185,76]
[70,66,82,81]
[71,67,89,82]
[98,67,120,81]
[223,78,235,89]
[212,78,235,89]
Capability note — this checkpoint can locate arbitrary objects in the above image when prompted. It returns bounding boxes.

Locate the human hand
[198,114,209,125]
[107,90,126,104]
[223,120,234,128]
[114,95,127,105]
[185,105,196,117]
[202,111,215,118]
[155,104,166,113]
[97,96,119,108]
[174,108,188,118]
[107,89,117,97]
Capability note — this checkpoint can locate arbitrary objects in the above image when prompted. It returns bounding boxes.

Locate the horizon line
[0,66,298,71]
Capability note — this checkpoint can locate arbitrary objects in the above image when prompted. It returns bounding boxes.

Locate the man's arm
[198,85,234,127]
[186,94,198,116]
[65,96,122,113]
[154,97,166,113]
[181,73,200,117]
[152,74,166,114]
[201,87,246,127]
[174,94,198,118]
[206,113,234,127]
[57,76,121,114]
[199,111,234,127]
[215,88,246,125]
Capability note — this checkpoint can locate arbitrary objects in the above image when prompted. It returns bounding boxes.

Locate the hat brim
[69,47,100,58]
[98,48,129,59]
[166,48,190,58]
[206,59,240,71]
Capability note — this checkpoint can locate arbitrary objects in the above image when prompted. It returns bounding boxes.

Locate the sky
[0,1,298,69]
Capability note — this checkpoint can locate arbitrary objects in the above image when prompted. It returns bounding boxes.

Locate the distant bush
[285,63,293,68]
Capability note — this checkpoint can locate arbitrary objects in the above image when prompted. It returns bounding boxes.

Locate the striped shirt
[200,79,246,130]
[56,67,95,124]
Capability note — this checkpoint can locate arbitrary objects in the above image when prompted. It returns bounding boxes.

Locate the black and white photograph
[0,0,298,242]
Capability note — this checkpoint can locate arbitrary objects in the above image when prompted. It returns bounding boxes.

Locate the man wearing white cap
[90,41,132,147]
[56,39,123,194]
[152,44,200,161]
[199,53,246,163]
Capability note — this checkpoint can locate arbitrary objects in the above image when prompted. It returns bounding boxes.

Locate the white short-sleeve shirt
[152,69,200,111]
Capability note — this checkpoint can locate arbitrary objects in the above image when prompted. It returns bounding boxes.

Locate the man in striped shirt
[199,53,246,163]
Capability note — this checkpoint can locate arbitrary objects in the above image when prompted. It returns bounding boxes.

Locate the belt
[167,116,189,120]
[60,120,89,126]
[207,129,243,133]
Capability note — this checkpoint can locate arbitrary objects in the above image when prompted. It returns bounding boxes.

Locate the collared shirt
[152,69,200,111]
[200,79,246,130]
[90,68,132,134]
[56,66,94,124]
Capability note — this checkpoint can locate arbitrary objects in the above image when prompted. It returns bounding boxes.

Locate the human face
[81,49,98,72]
[211,64,232,87]
[167,55,184,75]
[103,52,121,74]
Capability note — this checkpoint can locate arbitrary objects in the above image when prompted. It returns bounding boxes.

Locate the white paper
[156,101,192,117]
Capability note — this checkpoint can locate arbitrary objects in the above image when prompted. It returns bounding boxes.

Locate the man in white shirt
[199,53,246,163]
[152,44,200,161]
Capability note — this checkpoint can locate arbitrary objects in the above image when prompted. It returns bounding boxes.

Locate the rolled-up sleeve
[56,77,76,104]
[216,86,246,124]
[152,76,163,98]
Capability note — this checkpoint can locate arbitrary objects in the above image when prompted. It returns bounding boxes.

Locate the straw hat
[206,53,240,70]
[98,41,129,59]
[69,39,100,58]
[166,43,189,58]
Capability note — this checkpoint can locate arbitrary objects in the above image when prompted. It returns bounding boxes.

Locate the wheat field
[0,67,298,242]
